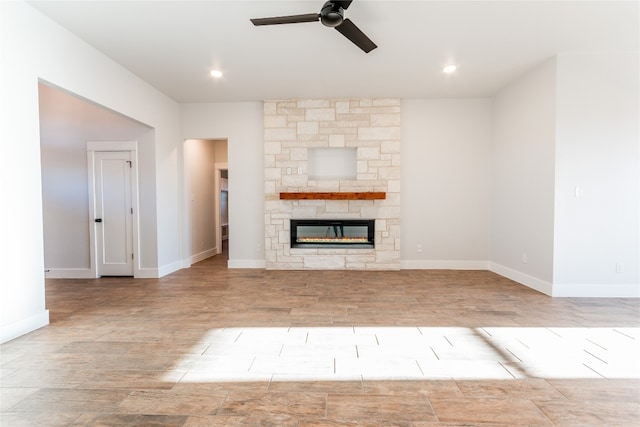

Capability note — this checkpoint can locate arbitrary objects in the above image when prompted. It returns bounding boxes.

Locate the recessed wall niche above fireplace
[291,219,375,249]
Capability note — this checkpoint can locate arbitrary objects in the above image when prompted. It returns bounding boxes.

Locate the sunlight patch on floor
[167,327,640,383]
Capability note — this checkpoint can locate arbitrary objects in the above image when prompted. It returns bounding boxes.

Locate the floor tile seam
[449,379,563,399]
[529,398,579,425]
[431,395,558,425]
[107,388,141,415]
[11,411,88,425]
[3,365,189,372]
[6,391,135,414]
[431,393,557,404]
[0,388,43,412]
[533,394,640,407]
[419,393,440,423]
[324,393,328,420]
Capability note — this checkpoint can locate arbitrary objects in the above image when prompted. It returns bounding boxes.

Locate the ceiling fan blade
[250,13,319,26]
[334,1,354,10]
[335,18,377,53]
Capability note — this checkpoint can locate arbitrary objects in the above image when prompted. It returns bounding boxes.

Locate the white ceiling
[29,0,638,103]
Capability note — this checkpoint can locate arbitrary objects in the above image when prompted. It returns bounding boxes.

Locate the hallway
[1,256,639,426]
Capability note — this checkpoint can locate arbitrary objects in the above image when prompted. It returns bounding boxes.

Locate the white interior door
[94,151,134,276]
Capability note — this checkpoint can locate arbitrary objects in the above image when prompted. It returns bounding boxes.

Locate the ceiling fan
[250,0,377,53]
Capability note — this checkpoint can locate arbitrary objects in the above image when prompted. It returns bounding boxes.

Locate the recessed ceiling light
[443,65,457,74]
[210,69,223,78]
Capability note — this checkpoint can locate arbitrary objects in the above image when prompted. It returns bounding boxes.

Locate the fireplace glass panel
[290,219,375,248]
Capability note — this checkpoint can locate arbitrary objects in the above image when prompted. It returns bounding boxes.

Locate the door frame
[214,162,228,255]
[87,140,140,278]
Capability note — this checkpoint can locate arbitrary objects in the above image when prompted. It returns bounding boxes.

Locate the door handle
[95,218,102,223]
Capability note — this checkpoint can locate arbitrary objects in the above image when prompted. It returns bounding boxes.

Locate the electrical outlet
[521,253,528,264]
[256,244,262,253]
[616,263,624,273]
[417,244,422,253]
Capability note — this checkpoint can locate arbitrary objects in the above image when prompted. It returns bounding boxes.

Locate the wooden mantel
[279,192,386,200]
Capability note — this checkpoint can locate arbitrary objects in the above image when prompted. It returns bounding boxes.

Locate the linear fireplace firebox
[290,219,375,249]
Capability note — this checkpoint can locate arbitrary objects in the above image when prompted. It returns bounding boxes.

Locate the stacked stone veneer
[264,99,401,270]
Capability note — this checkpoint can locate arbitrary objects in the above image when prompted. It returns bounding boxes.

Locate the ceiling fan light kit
[251,0,377,53]
[320,1,344,27]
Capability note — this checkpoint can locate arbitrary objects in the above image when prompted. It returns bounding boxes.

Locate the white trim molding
[228,259,266,269]
[134,268,160,279]
[44,268,93,279]
[553,283,640,298]
[214,162,228,257]
[0,310,49,344]
[190,248,218,265]
[489,262,553,296]
[86,140,141,279]
[157,260,184,277]
[87,140,138,152]
[401,260,490,270]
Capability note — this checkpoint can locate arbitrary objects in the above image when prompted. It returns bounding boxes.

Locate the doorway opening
[184,139,229,265]
[38,81,154,279]
[219,168,229,259]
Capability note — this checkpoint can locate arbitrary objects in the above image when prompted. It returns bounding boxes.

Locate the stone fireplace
[264,99,400,270]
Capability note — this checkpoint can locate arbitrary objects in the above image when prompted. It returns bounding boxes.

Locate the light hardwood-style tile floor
[1,251,639,426]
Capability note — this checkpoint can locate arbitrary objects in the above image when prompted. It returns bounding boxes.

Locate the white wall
[401,99,491,269]
[1,1,181,343]
[39,83,159,276]
[490,58,557,295]
[553,52,640,296]
[180,103,264,267]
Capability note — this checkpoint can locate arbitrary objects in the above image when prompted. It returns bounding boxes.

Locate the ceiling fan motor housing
[320,1,344,27]
[250,0,376,53]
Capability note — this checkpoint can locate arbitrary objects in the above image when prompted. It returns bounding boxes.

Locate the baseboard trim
[156,260,183,278]
[489,262,553,296]
[228,259,267,269]
[1,310,50,344]
[190,248,218,265]
[134,268,160,279]
[42,267,181,280]
[552,283,640,298]
[400,260,489,270]
[44,268,94,279]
